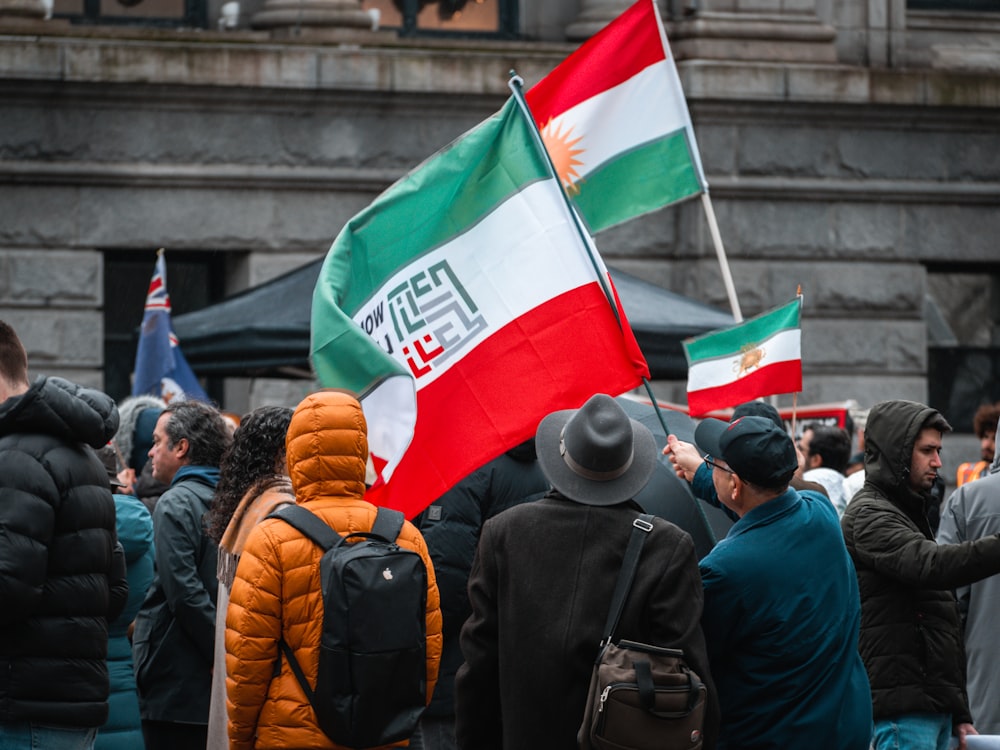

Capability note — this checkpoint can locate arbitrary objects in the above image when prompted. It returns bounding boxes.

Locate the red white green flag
[311,97,649,519]
[525,0,706,234]
[683,298,802,417]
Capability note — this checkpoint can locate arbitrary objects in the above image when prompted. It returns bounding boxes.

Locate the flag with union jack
[132,250,209,403]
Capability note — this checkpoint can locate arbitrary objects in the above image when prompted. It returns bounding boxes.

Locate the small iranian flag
[684,298,802,417]
[311,97,649,519]
[525,0,706,234]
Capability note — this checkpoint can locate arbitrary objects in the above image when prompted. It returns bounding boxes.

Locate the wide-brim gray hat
[536,393,657,506]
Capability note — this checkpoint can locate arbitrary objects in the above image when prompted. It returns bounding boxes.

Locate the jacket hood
[286,391,368,504]
[864,399,950,499]
[113,493,155,564]
[114,394,166,470]
[0,376,118,449]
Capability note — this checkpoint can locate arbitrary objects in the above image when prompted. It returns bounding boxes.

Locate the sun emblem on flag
[540,118,585,194]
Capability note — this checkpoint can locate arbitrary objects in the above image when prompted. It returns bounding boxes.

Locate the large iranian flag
[311,97,649,519]
[525,0,706,234]
[684,298,802,417]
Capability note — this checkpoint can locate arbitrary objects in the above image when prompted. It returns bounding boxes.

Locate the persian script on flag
[526,0,706,234]
[684,298,802,417]
[311,97,648,518]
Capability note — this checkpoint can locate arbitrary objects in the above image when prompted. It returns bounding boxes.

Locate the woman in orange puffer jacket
[224,390,442,750]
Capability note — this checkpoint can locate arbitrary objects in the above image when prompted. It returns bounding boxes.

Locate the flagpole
[511,71,717,547]
[507,73,623,328]
[700,193,743,322]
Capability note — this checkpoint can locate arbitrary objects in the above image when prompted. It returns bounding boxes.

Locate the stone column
[670,0,838,63]
[565,0,633,41]
[251,0,371,32]
[0,0,47,21]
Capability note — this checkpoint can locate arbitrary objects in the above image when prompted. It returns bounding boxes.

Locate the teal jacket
[700,489,871,749]
[98,493,155,750]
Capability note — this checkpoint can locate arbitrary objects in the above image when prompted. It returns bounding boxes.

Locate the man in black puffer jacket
[842,399,1000,750]
[0,320,127,748]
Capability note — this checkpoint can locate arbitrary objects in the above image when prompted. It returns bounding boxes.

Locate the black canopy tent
[171,259,734,380]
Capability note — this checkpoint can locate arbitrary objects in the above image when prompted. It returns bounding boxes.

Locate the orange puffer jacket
[225,391,443,750]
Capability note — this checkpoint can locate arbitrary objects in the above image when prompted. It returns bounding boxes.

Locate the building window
[926,267,1000,433]
[907,0,1000,10]
[104,250,225,404]
[53,0,207,28]
[362,0,518,37]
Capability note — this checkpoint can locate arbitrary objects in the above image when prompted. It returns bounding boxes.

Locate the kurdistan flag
[684,298,802,417]
[311,97,649,519]
[525,0,706,234]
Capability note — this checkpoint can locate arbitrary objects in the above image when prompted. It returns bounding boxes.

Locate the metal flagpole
[509,71,717,546]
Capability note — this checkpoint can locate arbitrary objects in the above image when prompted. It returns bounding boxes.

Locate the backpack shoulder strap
[267,504,341,551]
[370,506,405,543]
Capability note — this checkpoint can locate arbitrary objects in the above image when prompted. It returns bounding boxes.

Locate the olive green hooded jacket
[842,399,1000,725]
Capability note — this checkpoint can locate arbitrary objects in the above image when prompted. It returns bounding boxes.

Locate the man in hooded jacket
[841,399,1000,750]
[0,320,127,749]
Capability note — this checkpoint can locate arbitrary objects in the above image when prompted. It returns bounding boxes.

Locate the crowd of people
[2,315,1000,750]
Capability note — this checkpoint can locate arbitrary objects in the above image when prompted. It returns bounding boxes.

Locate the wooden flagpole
[701,192,743,322]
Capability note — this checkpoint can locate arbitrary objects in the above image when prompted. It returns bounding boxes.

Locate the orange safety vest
[956,460,990,487]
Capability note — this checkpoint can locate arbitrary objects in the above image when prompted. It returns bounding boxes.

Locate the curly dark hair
[206,405,293,544]
[973,402,1000,439]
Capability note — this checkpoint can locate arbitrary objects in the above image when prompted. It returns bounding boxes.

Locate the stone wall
[0,14,998,424]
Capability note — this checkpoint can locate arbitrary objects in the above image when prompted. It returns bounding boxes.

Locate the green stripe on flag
[332,98,553,314]
[574,129,703,234]
[685,298,801,362]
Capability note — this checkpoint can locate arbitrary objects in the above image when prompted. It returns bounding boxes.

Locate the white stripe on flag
[687,328,801,391]
[542,60,690,179]
[352,179,605,389]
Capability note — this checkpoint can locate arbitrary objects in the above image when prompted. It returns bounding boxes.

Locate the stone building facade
[0,0,998,476]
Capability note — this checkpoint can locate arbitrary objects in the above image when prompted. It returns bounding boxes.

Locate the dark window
[104,250,225,404]
[926,267,1000,433]
[362,0,518,38]
[908,0,1000,10]
[53,0,207,28]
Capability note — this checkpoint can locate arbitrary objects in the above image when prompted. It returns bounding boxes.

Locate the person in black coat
[455,394,718,750]
[415,439,549,750]
[0,320,127,748]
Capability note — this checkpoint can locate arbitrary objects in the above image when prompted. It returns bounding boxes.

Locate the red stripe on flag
[526,0,665,126]
[686,360,803,418]
[366,282,647,518]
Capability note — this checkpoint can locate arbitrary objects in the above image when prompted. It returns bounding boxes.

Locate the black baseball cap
[695,415,798,488]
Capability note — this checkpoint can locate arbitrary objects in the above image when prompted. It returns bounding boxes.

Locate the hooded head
[285,390,369,504]
[114,395,167,471]
[864,399,951,499]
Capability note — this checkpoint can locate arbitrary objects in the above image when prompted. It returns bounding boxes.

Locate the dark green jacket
[841,399,1000,724]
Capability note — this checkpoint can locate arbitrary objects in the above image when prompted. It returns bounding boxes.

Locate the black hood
[864,399,950,503]
[0,376,119,449]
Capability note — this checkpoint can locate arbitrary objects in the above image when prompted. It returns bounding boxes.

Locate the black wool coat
[455,492,718,750]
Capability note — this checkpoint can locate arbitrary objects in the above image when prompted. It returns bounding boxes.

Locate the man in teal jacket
[694,416,872,750]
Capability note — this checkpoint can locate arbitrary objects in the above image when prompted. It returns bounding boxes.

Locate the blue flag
[132,251,209,403]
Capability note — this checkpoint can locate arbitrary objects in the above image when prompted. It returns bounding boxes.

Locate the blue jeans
[873,713,951,750]
[0,723,97,750]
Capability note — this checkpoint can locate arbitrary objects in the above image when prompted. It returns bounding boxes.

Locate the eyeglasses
[703,454,734,474]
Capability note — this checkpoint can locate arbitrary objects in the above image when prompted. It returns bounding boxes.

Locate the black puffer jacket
[0,376,125,727]
[841,399,1000,724]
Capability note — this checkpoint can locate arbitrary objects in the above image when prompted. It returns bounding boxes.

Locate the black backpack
[267,504,428,748]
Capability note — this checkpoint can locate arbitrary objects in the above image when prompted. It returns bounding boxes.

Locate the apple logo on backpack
[382,567,393,581]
